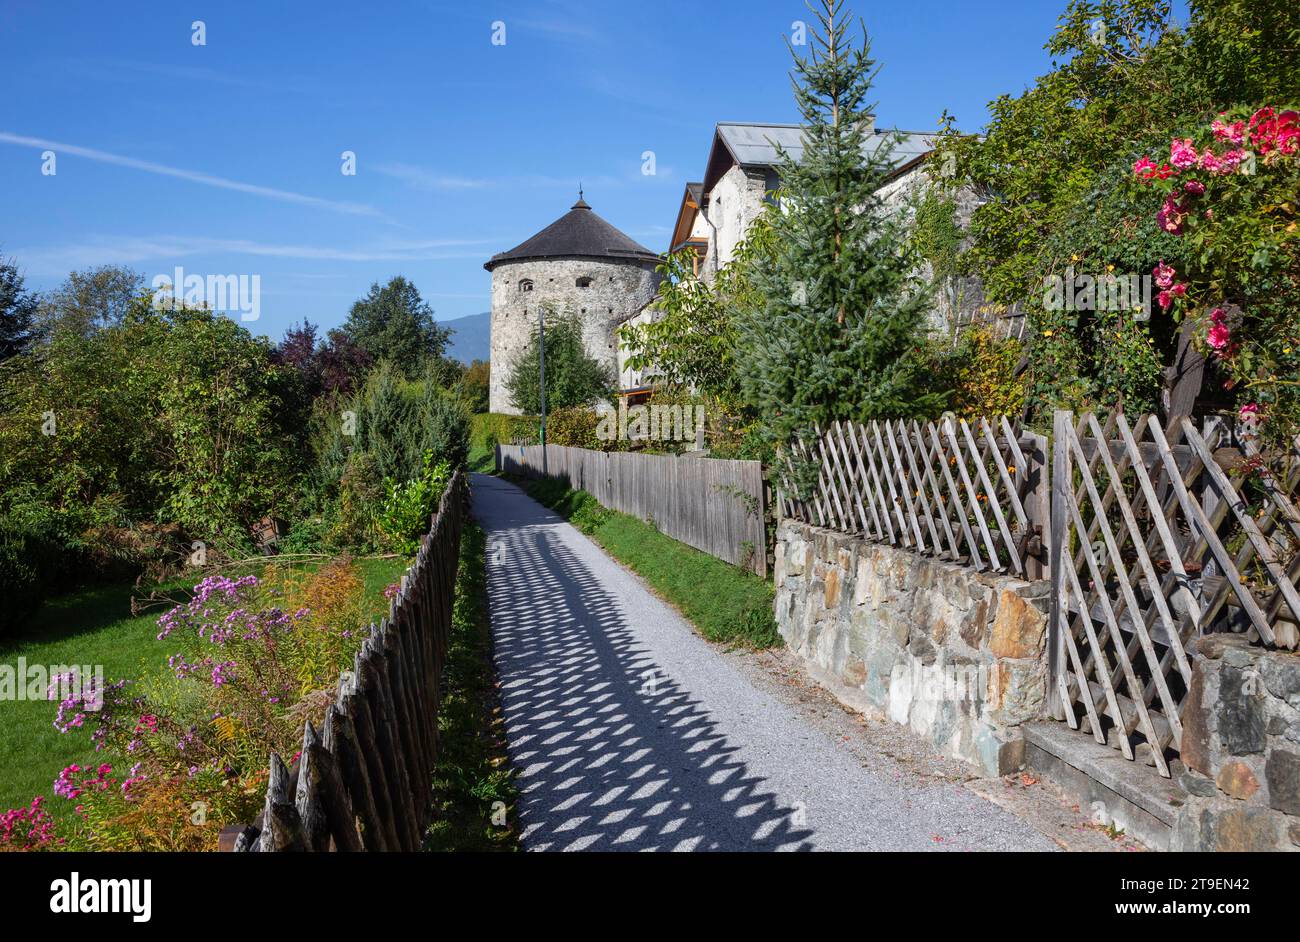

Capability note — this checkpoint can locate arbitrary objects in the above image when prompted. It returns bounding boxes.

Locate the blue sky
[3,0,1080,341]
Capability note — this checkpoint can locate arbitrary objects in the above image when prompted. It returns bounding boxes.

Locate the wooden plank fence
[783,410,1300,778]
[497,444,767,576]
[230,469,468,851]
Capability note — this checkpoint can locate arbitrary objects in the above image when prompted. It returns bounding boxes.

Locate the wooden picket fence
[230,469,468,851]
[779,417,1049,579]
[497,443,768,575]
[782,411,1300,778]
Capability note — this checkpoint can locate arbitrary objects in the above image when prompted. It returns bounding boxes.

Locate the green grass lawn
[0,555,407,819]
[467,444,496,474]
[511,475,780,649]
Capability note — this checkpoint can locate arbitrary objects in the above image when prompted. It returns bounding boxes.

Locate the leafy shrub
[1132,104,1300,449]
[708,416,771,462]
[329,451,385,552]
[275,513,330,556]
[472,412,539,451]
[0,301,303,624]
[505,307,613,412]
[378,452,452,555]
[307,365,469,554]
[546,406,605,450]
[455,360,490,414]
[929,326,1028,418]
[0,513,63,636]
[60,768,262,852]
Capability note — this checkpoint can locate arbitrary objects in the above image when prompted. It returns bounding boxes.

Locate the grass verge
[510,474,780,649]
[467,447,496,474]
[424,521,519,851]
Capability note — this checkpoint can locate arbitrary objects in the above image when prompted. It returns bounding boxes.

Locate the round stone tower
[484,195,661,415]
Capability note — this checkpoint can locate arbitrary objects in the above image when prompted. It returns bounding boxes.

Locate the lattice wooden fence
[780,410,1300,779]
[780,417,1049,579]
[1049,411,1300,776]
[229,470,468,851]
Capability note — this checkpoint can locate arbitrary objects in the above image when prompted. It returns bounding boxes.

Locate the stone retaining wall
[1172,634,1300,851]
[774,520,1049,776]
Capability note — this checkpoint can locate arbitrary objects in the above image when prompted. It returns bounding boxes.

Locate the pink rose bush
[1134,105,1300,446]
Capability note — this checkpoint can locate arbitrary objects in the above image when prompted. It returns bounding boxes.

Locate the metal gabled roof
[702,121,938,193]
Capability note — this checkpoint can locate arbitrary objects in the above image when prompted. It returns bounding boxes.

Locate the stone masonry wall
[1172,634,1300,851]
[489,256,660,414]
[774,520,1049,776]
[703,164,771,279]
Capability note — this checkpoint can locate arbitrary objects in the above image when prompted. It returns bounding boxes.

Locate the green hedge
[470,413,540,452]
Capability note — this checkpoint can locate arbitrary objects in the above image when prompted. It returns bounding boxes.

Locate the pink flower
[1210,307,1227,325]
[1212,118,1245,145]
[1157,195,1186,235]
[1207,322,1231,350]
[1240,402,1260,418]
[1133,156,1157,178]
[1183,180,1205,195]
[1199,151,1225,175]
[0,797,60,848]
[1170,138,1199,170]
[1170,283,1187,298]
[1248,108,1299,156]
[1157,290,1173,310]
[1153,261,1176,289]
[1278,114,1300,155]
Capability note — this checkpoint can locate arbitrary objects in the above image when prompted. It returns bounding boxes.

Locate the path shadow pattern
[479,479,814,851]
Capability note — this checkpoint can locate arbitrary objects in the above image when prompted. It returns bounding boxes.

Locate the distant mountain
[440,311,490,364]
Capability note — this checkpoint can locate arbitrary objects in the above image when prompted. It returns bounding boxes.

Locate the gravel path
[473,473,1055,852]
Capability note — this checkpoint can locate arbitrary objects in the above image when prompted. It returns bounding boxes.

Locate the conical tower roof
[484,197,660,271]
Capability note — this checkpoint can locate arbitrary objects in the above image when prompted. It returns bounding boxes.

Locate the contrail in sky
[0,132,385,219]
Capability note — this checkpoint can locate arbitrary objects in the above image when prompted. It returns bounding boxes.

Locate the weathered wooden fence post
[1023,429,1051,581]
[1047,410,1072,720]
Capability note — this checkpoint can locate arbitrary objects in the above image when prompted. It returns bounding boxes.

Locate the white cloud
[373,162,628,195]
[64,58,306,92]
[12,234,498,276]
[0,132,385,218]
[373,163,492,191]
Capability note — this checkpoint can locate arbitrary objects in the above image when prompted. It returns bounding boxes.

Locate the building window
[519,279,534,292]
[576,276,594,288]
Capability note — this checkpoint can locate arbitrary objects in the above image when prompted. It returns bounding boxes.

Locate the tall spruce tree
[0,257,38,361]
[738,0,940,456]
